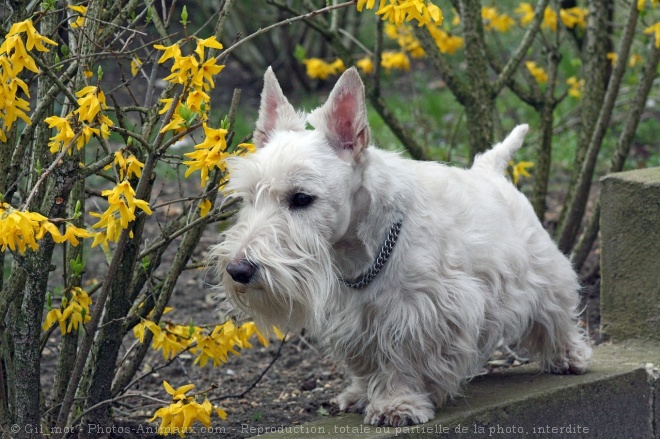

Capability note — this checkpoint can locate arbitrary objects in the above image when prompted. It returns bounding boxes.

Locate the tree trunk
[10,157,80,438]
[81,202,149,428]
[461,0,494,160]
[555,0,613,252]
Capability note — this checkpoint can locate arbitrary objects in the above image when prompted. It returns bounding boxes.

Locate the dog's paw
[547,345,592,375]
[364,396,434,427]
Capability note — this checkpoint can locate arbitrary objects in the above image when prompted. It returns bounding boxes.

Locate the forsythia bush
[0,4,271,436]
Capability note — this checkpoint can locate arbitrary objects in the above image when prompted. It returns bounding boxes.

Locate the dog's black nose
[226,259,256,284]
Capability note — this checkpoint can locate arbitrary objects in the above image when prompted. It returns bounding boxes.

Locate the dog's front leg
[363,368,436,427]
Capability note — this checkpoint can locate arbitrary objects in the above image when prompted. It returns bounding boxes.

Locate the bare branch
[557,0,638,253]
[492,0,549,95]
[217,1,356,62]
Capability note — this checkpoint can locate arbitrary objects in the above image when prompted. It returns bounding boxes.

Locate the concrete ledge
[601,167,660,341]
[253,342,659,438]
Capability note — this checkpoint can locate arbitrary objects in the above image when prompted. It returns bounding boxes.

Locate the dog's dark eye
[290,192,315,209]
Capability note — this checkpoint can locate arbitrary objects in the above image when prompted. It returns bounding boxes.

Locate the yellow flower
[508,160,534,185]
[133,320,160,343]
[302,58,328,79]
[629,53,642,68]
[163,55,199,85]
[165,381,196,401]
[42,287,92,335]
[272,326,286,340]
[357,56,374,74]
[0,74,33,130]
[183,124,229,186]
[59,224,93,246]
[159,113,187,134]
[566,76,584,99]
[103,181,152,215]
[386,25,426,58]
[515,3,535,27]
[560,7,588,29]
[149,381,227,437]
[2,35,40,74]
[0,204,90,254]
[5,19,57,52]
[194,36,224,60]
[237,143,256,154]
[90,231,109,250]
[75,86,107,123]
[152,327,188,360]
[43,308,66,335]
[77,124,100,150]
[357,0,378,11]
[68,5,88,29]
[90,181,152,242]
[44,115,75,153]
[606,52,618,66]
[376,0,443,27]
[63,302,84,332]
[194,123,228,151]
[302,58,345,80]
[125,154,145,179]
[99,114,114,136]
[153,42,182,64]
[525,61,548,84]
[643,22,660,48]
[482,7,515,33]
[542,7,557,32]
[637,0,658,10]
[329,58,346,75]
[426,26,463,54]
[0,209,39,253]
[198,199,212,218]
[185,90,210,114]
[192,58,224,91]
[72,286,92,309]
[36,221,64,243]
[158,98,190,133]
[133,304,272,369]
[384,23,399,40]
[380,51,410,72]
[131,56,142,76]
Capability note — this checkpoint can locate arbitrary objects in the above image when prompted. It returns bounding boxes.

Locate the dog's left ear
[308,67,370,161]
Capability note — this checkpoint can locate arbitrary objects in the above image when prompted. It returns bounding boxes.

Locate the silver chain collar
[340,220,403,289]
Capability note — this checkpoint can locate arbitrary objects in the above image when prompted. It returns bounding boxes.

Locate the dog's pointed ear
[254,67,305,149]
[308,67,370,161]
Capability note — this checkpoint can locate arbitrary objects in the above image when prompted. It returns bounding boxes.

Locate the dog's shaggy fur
[210,67,591,427]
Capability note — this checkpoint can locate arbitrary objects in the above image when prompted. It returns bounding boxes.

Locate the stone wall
[600,167,660,341]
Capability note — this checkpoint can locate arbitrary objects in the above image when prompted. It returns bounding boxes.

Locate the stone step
[251,341,659,438]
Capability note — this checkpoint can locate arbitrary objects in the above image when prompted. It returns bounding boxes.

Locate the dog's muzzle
[226,259,257,284]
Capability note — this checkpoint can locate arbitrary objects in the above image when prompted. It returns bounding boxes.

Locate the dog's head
[210,67,371,334]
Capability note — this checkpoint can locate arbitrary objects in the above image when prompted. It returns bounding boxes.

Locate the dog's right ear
[253,67,305,149]
[307,67,370,162]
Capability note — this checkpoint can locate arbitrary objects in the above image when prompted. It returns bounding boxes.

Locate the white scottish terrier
[211,67,591,427]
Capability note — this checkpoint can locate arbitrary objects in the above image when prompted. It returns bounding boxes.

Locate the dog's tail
[472,124,529,174]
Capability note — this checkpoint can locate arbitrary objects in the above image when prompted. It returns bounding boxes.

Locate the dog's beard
[210,218,337,336]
